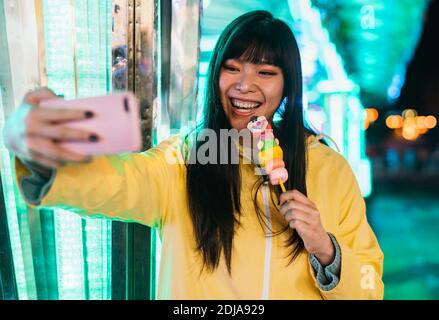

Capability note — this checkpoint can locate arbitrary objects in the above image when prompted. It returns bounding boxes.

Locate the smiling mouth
[230,98,262,110]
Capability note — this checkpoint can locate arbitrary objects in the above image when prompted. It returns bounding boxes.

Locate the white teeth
[231,99,261,109]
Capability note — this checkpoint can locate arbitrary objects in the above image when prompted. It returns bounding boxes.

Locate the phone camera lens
[124,98,129,112]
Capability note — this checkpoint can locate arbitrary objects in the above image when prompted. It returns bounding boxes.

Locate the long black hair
[186,10,311,274]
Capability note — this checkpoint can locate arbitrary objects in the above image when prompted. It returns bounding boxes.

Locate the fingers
[24,87,57,105]
[279,189,314,207]
[279,197,321,228]
[30,107,93,124]
[283,209,311,225]
[288,219,307,231]
[8,88,96,168]
[280,199,316,216]
[283,209,312,239]
[27,136,92,164]
[27,123,97,142]
[278,190,330,256]
[26,107,97,143]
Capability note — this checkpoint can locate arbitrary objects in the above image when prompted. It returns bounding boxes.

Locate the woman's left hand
[279,189,335,266]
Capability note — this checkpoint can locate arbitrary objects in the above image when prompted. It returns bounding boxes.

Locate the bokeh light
[386,111,436,141]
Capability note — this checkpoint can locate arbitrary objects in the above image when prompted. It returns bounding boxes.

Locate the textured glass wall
[2,0,199,300]
[0,0,113,300]
[1,91,30,299]
[42,0,112,98]
[41,0,113,300]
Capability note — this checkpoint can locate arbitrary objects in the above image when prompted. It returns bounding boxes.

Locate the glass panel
[1,0,201,300]
[41,0,113,300]
[41,0,76,98]
[0,0,114,300]
[0,93,29,300]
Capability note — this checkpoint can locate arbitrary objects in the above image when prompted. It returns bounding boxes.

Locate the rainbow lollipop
[247,116,288,192]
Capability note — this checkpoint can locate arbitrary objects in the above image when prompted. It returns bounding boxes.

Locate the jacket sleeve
[309,233,342,291]
[14,135,183,228]
[316,157,385,300]
[17,159,57,205]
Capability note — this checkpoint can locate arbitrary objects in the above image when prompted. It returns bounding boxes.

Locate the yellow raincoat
[15,134,384,299]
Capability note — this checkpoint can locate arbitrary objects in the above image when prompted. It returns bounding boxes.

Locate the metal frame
[111,0,157,300]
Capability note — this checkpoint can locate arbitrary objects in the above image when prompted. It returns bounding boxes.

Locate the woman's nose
[235,72,256,92]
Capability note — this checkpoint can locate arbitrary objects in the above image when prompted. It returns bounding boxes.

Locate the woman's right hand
[2,87,97,169]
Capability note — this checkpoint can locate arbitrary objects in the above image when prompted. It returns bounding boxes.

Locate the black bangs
[223,20,284,67]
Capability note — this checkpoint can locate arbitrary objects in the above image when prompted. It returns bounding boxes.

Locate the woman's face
[219,58,284,130]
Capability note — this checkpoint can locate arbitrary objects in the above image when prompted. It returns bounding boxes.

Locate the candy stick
[279,180,287,193]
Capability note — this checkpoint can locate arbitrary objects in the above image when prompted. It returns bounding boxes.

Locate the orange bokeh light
[403,109,417,119]
[366,108,379,122]
[426,115,437,129]
[415,116,427,129]
[402,125,419,140]
[386,115,403,129]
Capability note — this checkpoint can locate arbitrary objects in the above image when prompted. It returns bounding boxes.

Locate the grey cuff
[309,233,341,291]
[19,160,57,205]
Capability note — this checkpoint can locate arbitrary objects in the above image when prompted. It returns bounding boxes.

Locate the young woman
[4,10,384,299]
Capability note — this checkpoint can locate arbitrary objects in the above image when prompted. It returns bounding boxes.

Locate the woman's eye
[224,66,239,72]
[259,71,276,76]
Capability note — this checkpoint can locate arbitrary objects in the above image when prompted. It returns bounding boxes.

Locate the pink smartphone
[40,92,142,156]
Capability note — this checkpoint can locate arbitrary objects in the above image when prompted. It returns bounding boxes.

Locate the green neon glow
[311,0,429,101]
[0,156,29,300]
[359,159,372,197]
[54,210,85,299]
[41,0,113,299]
[154,229,162,299]
[0,94,29,300]
[327,94,345,154]
[42,0,76,98]
[82,219,112,300]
